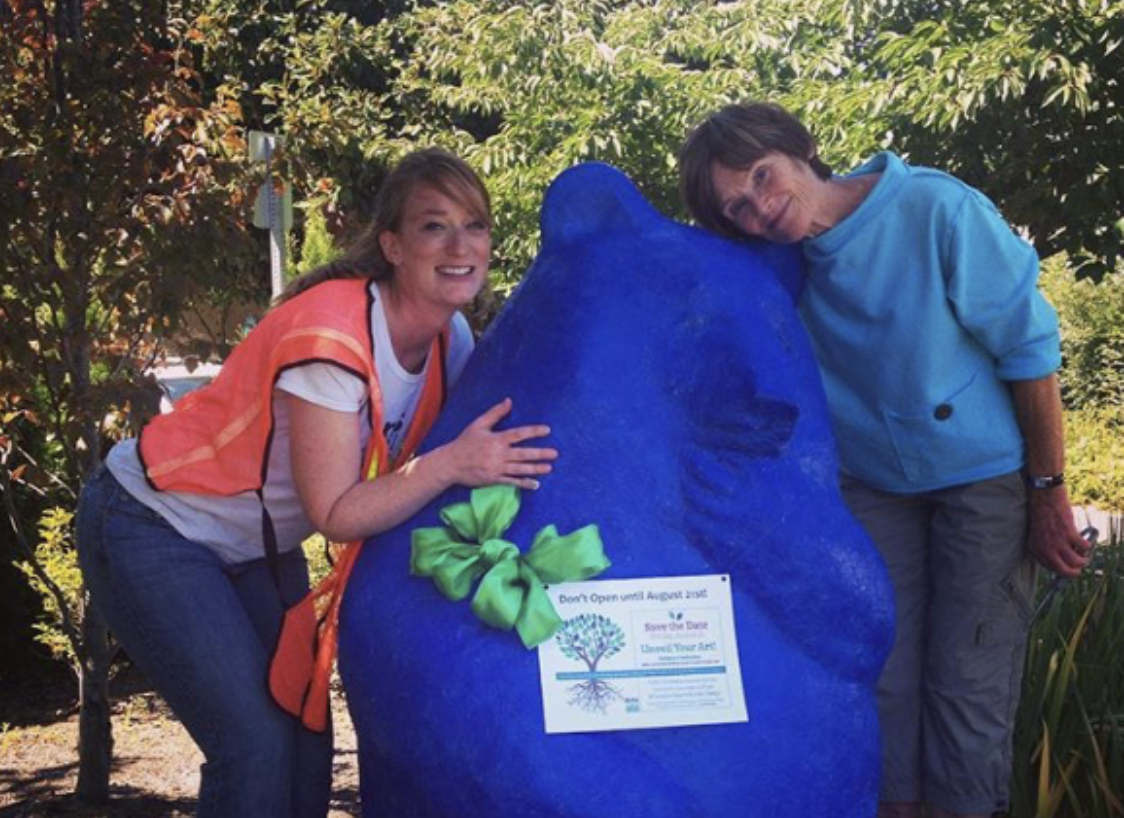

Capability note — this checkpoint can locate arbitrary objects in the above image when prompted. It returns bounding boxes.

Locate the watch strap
[1026,472,1065,490]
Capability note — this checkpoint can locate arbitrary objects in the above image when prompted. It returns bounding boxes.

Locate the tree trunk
[72,353,113,805]
[75,597,113,806]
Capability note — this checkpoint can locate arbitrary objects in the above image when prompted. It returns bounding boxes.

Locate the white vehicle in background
[149,358,222,413]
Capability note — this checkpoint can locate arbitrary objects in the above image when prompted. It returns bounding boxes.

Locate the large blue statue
[339,163,895,817]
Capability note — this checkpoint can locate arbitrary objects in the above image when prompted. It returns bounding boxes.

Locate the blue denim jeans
[76,465,332,818]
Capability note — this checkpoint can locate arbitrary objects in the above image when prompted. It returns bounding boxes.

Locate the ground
[0,664,360,817]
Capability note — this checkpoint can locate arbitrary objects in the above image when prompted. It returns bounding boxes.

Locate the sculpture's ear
[540,162,662,249]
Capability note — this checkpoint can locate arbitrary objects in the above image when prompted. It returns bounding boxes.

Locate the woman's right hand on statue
[437,398,557,490]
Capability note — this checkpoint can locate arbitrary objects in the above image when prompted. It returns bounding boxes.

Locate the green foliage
[294,206,342,277]
[15,508,81,665]
[174,0,1124,298]
[0,6,261,771]
[1011,258,1119,818]
[1041,260,1124,410]
[378,0,824,290]
[301,534,332,586]
[1038,256,1124,512]
[1065,408,1124,512]
[1011,535,1124,818]
[1,0,261,490]
[792,0,1124,281]
[193,0,402,220]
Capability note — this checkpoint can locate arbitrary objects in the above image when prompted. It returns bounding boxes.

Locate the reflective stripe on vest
[139,278,448,495]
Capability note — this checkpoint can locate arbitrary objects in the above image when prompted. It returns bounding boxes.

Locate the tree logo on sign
[555,613,626,714]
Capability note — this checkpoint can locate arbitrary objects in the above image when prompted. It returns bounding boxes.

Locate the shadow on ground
[0,785,196,817]
[0,663,361,817]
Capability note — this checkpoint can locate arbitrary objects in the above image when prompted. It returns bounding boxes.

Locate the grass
[1008,527,1124,818]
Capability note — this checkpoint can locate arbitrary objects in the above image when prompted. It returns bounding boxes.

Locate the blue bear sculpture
[339,163,895,818]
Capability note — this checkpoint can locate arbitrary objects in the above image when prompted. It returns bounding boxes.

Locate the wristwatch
[1026,472,1065,490]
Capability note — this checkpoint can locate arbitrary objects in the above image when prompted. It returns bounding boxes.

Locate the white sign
[248,130,283,163]
[538,574,748,734]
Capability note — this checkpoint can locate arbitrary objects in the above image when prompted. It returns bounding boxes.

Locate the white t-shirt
[107,282,473,564]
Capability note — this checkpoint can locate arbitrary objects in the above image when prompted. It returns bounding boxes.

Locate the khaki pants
[842,470,1036,816]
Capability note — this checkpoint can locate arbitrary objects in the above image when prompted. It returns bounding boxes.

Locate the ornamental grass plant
[1009,525,1124,818]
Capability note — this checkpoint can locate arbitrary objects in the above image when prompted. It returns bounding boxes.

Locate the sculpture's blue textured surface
[339,163,895,818]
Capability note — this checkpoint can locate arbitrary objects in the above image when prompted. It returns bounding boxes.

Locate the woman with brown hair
[679,103,1089,818]
[76,148,556,817]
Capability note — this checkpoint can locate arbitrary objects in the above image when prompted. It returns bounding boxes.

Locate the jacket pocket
[882,370,1020,484]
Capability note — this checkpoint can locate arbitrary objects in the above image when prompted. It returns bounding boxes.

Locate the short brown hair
[678,102,832,237]
[279,148,491,303]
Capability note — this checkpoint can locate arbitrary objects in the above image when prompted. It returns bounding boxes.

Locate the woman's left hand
[290,395,557,543]
[1010,375,1090,578]
[1027,486,1091,578]
[431,398,558,491]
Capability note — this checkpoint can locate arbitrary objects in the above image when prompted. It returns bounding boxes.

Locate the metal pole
[265,141,285,299]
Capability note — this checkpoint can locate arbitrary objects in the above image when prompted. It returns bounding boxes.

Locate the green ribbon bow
[410,484,610,648]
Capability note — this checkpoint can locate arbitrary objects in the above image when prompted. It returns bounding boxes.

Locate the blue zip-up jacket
[799,152,1061,492]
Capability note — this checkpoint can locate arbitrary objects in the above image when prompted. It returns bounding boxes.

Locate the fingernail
[528,479,540,490]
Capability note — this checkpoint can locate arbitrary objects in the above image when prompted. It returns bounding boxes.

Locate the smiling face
[379,183,491,312]
[710,152,831,244]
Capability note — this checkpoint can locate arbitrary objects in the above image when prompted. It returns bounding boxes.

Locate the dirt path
[0,665,359,817]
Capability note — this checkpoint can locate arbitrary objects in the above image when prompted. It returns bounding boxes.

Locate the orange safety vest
[138,278,450,732]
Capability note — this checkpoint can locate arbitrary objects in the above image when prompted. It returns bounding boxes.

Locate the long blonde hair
[278,148,492,304]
